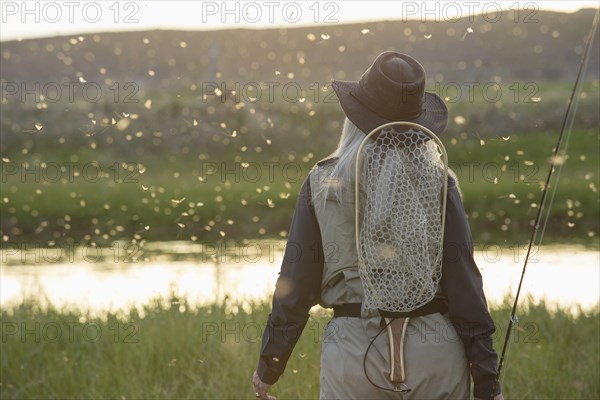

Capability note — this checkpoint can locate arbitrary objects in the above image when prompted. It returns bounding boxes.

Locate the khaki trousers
[320,313,470,400]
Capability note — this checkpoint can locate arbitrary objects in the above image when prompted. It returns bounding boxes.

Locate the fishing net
[355,122,448,313]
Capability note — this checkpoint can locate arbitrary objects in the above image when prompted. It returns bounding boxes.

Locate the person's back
[253,51,503,400]
[308,140,471,398]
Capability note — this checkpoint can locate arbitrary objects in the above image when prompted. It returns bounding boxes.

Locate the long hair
[313,118,365,206]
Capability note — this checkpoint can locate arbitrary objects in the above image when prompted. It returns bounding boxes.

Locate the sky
[1,1,598,42]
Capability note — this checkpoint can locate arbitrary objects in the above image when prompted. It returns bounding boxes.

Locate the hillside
[1,9,598,87]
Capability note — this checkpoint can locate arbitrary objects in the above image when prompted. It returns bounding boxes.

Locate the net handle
[354,122,449,297]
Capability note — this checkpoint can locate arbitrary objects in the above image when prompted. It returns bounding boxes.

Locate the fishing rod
[492,9,600,399]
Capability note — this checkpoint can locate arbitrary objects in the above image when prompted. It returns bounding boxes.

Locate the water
[1,241,598,316]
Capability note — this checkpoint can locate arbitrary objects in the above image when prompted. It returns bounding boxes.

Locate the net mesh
[356,125,448,313]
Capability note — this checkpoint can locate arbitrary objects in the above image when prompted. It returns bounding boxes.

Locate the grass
[1,296,598,399]
[2,127,598,246]
[445,127,599,244]
[1,76,598,245]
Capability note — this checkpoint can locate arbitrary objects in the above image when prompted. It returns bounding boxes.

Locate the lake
[1,241,598,316]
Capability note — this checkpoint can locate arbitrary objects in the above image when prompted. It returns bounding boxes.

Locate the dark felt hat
[332,51,448,136]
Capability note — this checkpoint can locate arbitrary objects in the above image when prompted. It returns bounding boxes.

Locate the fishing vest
[308,157,447,312]
[309,158,359,289]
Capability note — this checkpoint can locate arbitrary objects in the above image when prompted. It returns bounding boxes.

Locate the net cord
[354,121,449,308]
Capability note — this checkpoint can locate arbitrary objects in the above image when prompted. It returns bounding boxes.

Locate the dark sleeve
[441,179,501,399]
[256,176,324,384]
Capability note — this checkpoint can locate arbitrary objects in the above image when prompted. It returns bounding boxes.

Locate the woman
[252,52,503,400]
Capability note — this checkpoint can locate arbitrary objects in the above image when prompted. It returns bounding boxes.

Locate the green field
[1,127,598,247]
[1,296,598,399]
[2,75,599,246]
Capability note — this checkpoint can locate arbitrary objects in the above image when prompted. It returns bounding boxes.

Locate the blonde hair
[313,118,365,205]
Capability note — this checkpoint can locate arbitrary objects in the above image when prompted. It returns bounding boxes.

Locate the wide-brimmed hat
[332,51,448,136]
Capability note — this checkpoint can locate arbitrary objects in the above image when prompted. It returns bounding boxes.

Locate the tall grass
[1,296,598,399]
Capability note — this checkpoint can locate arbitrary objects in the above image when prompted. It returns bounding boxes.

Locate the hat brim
[331,80,449,136]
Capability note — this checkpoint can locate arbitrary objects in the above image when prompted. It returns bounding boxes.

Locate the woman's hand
[252,370,276,400]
